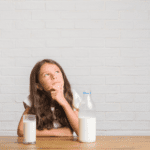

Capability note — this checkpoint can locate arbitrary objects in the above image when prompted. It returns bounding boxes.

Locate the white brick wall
[0,0,150,136]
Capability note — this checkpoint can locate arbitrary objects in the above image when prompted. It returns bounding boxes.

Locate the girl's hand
[50,83,67,106]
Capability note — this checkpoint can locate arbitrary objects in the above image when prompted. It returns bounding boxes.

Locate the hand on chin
[49,83,65,106]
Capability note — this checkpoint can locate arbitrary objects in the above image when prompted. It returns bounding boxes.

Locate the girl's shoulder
[23,96,31,109]
[72,88,82,111]
[72,88,82,100]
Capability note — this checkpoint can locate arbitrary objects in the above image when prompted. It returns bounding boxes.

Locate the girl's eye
[56,71,59,73]
[44,74,49,76]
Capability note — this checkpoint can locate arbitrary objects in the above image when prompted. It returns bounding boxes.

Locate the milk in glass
[23,115,36,144]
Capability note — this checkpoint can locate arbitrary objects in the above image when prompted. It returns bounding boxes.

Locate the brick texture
[0,0,150,136]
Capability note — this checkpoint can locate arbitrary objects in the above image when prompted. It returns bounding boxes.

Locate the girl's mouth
[50,88,55,92]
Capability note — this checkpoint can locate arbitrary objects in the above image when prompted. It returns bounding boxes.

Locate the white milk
[23,120,36,143]
[79,117,96,142]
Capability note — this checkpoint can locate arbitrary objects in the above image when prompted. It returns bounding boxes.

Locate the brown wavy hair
[27,59,74,134]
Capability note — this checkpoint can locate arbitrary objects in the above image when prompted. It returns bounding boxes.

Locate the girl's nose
[51,74,57,80]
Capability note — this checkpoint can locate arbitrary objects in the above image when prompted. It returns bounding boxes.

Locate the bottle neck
[79,93,96,118]
[83,94,92,109]
[83,94,91,101]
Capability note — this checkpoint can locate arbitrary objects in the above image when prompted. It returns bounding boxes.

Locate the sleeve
[72,89,82,111]
[72,89,82,137]
[23,96,31,109]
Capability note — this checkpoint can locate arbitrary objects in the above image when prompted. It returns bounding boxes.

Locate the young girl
[18,59,82,137]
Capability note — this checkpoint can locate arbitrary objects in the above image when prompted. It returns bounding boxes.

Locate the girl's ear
[37,83,43,90]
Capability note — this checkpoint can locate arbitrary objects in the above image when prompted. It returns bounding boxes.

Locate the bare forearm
[36,127,73,137]
[36,128,55,137]
[51,127,73,136]
[62,101,79,136]
[19,127,73,137]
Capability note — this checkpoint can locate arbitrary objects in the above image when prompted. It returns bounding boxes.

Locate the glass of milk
[23,114,36,144]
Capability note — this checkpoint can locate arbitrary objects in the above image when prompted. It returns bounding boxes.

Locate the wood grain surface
[0,136,150,150]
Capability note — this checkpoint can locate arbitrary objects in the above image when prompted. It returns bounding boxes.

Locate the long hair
[27,59,74,133]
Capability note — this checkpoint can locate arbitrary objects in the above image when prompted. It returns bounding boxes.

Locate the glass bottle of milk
[78,90,96,143]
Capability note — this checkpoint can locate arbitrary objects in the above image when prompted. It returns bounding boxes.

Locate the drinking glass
[23,114,36,144]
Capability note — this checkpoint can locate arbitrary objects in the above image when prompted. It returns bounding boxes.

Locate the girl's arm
[62,99,79,137]
[18,106,73,137]
[36,127,73,137]
[19,127,72,137]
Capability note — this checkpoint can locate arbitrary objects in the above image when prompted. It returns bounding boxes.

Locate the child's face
[38,63,64,92]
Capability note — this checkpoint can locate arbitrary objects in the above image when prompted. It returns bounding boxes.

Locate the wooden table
[0,136,150,150]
